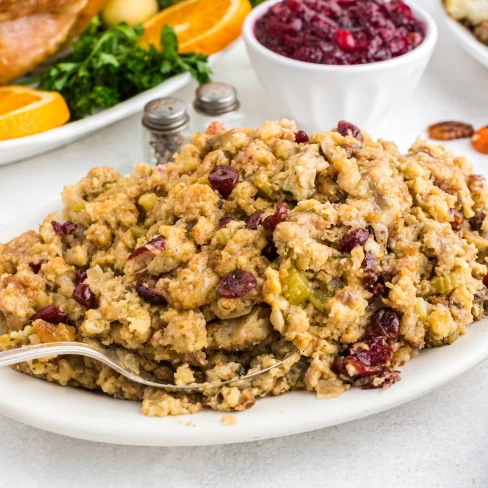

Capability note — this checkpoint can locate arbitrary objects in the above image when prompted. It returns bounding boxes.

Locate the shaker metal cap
[142,97,189,131]
[193,82,240,116]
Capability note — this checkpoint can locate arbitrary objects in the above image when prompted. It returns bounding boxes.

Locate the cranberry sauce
[254,0,425,65]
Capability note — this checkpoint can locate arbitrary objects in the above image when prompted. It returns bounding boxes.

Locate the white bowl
[243,0,438,132]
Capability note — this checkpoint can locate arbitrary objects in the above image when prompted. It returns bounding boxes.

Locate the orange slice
[140,0,251,55]
[0,86,70,141]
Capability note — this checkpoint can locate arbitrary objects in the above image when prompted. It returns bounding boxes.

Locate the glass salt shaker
[188,82,245,133]
[142,97,191,165]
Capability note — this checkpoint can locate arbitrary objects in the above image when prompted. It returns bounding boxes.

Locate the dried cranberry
[449,209,464,231]
[262,241,279,261]
[51,220,77,236]
[75,267,88,284]
[217,270,257,298]
[128,235,165,260]
[362,252,378,291]
[209,165,239,199]
[29,259,47,274]
[295,130,309,143]
[369,282,388,301]
[218,217,233,229]
[333,335,395,380]
[470,212,486,231]
[337,121,363,141]
[340,228,369,252]
[246,212,263,230]
[31,305,68,325]
[371,307,400,340]
[263,203,289,230]
[483,274,488,289]
[73,284,97,309]
[135,281,166,305]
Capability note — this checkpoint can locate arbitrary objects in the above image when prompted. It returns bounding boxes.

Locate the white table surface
[1,1,488,486]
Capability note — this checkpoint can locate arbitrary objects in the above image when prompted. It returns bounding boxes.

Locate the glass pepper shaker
[142,97,191,165]
[188,82,245,133]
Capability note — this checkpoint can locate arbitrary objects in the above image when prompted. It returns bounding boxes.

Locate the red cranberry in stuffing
[217,270,257,298]
[483,274,488,288]
[340,228,369,252]
[371,307,400,340]
[209,165,239,199]
[295,130,309,143]
[31,305,68,325]
[337,121,363,141]
[218,217,233,229]
[263,203,289,230]
[73,284,97,309]
[75,267,88,284]
[51,220,77,236]
[128,235,166,260]
[246,212,263,230]
[135,281,166,305]
[29,259,47,274]
[362,252,378,291]
[262,240,279,261]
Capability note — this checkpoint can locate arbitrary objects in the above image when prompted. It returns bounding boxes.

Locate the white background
[1,0,488,486]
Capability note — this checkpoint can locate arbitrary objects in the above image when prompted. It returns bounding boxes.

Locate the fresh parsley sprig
[39,18,212,120]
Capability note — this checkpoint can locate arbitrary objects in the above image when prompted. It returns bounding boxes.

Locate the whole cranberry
[209,165,239,199]
[246,212,263,230]
[337,121,363,141]
[340,228,370,252]
[262,240,279,261]
[29,259,47,274]
[295,130,309,143]
[31,305,68,325]
[73,284,98,309]
[218,217,233,229]
[263,203,289,230]
[333,29,356,51]
[217,270,257,298]
[135,281,166,305]
[371,307,400,340]
[75,267,88,284]
[51,220,77,236]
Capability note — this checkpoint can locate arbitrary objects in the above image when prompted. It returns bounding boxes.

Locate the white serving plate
[1,203,488,446]
[441,5,488,69]
[0,73,191,166]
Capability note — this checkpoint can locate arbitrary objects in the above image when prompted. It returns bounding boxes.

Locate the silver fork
[0,342,294,391]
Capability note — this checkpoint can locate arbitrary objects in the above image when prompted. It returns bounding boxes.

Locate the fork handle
[0,342,105,368]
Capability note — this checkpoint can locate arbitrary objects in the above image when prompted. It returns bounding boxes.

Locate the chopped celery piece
[138,192,158,212]
[309,289,328,313]
[432,272,468,294]
[282,265,313,305]
[415,297,431,319]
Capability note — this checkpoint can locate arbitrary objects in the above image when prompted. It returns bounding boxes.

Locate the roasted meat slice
[0,0,108,85]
